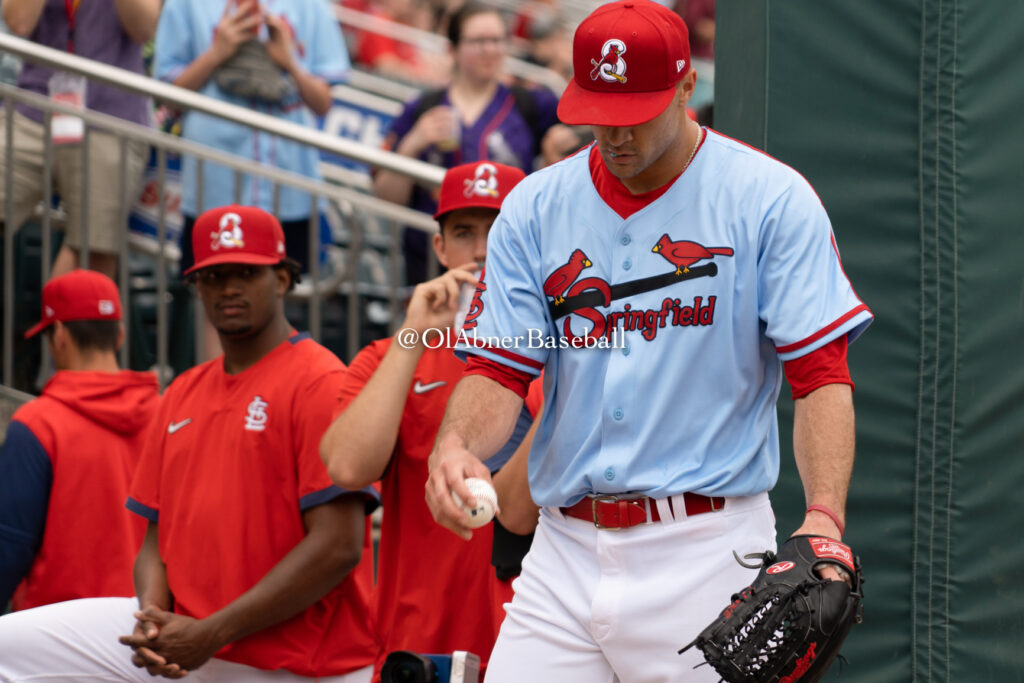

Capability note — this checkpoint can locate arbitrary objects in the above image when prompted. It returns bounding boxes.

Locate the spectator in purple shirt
[373,2,578,286]
[0,0,158,280]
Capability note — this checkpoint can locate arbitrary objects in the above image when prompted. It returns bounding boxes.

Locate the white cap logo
[590,39,628,84]
[464,162,499,198]
[211,212,245,250]
[98,300,115,315]
[677,59,686,73]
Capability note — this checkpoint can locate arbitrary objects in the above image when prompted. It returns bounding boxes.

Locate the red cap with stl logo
[557,0,690,127]
[434,162,527,220]
[25,269,122,338]
[186,205,287,276]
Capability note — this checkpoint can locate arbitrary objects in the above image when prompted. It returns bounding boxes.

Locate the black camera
[380,651,449,683]
[380,650,479,683]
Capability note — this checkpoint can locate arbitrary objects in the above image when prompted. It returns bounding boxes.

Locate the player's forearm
[201,497,364,646]
[288,65,332,117]
[433,374,524,465]
[493,410,541,535]
[2,0,46,37]
[134,523,173,611]
[113,0,161,44]
[792,383,855,536]
[322,343,423,488]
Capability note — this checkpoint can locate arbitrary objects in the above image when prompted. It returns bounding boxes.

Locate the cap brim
[433,199,502,220]
[557,80,678,127]
[24,320,51,339]
[184,253,283,276]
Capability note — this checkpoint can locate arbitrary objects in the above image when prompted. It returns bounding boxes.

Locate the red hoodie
[2,370,159,610]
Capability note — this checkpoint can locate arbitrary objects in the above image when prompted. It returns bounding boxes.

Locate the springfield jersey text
[456,129,872,508]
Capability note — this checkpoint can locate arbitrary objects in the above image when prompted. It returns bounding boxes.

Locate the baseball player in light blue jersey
[424,1,872,680]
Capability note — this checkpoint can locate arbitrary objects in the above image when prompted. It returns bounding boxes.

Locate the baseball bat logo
[590,39,627,84]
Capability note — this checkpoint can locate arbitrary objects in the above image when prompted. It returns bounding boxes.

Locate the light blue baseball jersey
[154,0,349,220]
[455,129,872,507]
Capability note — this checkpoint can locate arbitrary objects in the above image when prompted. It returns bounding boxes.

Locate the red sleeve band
[464,355,532,400]
[783,335,853,400]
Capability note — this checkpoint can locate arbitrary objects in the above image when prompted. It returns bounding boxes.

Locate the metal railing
[0,34,446,186]
[0,32,446,391]
[334,4,569,95]
[346,68,422,104]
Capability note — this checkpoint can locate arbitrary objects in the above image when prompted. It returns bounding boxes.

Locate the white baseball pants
[486,492,776,683]
[0,597,373,683]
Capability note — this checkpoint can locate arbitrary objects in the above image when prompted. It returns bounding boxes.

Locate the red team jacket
[127,333,378,677]
[337,339,542,680]
[0,370,158,610]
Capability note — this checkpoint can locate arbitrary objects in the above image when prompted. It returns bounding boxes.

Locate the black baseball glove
[679,535,863,682]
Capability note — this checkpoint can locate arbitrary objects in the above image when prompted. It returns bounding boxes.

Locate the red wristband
[806,504,845,537]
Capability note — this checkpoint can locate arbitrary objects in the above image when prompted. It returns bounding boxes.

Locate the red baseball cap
[185,205,287,276]
[25,269,122,338]
[557,0,690,127]
[434,162,527,220]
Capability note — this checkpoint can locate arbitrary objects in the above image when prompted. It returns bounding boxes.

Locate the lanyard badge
[48,71,87,145]
[48,0,86,144]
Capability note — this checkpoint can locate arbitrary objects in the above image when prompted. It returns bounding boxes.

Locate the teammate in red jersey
[0,206,378,683]
[0,270,158,612]
[321,161,539,680]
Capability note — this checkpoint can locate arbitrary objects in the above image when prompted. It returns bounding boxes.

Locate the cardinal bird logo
[652,234,734,274]
[590,39,627,84]
[544,249,592,305]
[211,211,245,250]
[464,162,500,198]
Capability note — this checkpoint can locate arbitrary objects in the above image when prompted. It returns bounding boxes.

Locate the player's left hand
[791,512,849,585]
[120,607,224,675]
[263,10,295,71]
[426,443,494,541]
[120,613,187,679]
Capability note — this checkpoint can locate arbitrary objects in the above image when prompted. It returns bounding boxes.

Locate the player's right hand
[401,263,480,341]
[425,442,494,541]
[210,0,262,63]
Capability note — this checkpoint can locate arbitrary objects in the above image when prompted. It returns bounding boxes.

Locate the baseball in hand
[451,477,498,528]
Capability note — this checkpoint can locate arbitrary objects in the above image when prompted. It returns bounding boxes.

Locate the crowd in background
[0,0,715,291]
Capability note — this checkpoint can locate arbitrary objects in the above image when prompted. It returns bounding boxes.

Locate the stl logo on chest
[543,235,735,344]
[245,395,269,432]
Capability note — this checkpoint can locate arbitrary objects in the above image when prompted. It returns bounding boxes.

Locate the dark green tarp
[717,2,1024,680]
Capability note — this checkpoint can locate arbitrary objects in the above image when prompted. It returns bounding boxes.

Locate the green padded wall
[716,2,1024,681]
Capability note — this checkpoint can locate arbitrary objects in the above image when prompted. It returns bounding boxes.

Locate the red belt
[560,493,725,530]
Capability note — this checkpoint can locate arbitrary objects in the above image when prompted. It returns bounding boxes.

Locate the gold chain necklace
[683,124,703,172]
